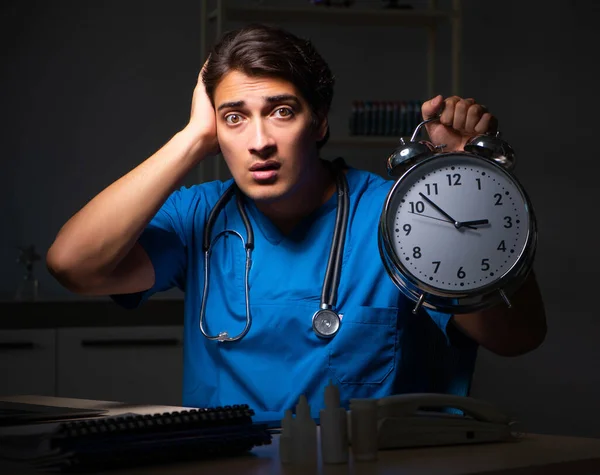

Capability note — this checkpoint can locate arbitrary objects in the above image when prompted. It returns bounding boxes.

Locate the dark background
[2,0,598,438]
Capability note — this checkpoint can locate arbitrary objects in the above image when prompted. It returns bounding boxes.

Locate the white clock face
[386,153,531,293]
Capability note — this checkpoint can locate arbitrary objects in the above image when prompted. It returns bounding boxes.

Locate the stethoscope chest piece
[312,308,341,339]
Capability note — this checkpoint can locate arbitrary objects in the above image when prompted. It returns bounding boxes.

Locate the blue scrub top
[113,163,477,422]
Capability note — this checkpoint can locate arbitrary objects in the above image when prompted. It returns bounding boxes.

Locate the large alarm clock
[378,118,537,314]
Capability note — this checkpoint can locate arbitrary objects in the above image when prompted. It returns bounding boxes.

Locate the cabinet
[0,329,57,397]
[56,326,184,406]
[0,326,184,406]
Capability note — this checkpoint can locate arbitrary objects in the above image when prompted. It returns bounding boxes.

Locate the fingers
[198,55,212,82]
[436,96,497,135]
[421,94,444,120]
[474,111,498,135]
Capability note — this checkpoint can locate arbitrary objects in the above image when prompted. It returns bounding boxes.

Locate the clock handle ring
[407,115,441,143]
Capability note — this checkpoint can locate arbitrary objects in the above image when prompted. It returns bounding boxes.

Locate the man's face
[214,70,326,204]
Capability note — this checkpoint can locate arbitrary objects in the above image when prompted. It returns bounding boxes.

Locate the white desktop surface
[1,395,600,475]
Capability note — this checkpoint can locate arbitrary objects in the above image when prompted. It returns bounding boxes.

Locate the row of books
[349,99,424,138]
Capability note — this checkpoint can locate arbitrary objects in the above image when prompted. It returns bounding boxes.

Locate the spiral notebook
[0,404,272,472]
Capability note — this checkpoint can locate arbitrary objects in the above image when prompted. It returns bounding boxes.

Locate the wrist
[177,125,218,162]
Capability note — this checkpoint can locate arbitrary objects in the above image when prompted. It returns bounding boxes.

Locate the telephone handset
[375,393,522,449]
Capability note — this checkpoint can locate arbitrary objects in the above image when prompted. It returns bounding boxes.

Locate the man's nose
[248,120,276,157]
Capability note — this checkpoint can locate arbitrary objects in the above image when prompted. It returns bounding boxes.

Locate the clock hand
[418,193,460,227]
[408,211,452,224]
[417,193,483,230]
[408,211,478,230]
[459,219,489,228]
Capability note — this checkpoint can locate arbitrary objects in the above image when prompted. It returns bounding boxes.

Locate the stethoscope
[199,160,349,343]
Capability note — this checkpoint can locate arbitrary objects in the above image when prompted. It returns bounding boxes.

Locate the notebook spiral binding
[32,404,272,472]
[57,404,255,439]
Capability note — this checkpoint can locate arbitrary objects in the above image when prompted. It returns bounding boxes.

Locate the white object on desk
[291,394,317,466]
[319,379,349,464]
[350,398,379,462]
[278,409,293,464]
[377,392,518,449]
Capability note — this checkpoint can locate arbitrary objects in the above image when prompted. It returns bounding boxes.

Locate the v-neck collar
[242,161,349,245]
[243,187,338,245]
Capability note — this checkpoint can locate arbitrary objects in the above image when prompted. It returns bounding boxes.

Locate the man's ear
[315,115,328,142]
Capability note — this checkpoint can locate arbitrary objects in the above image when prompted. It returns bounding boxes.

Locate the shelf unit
[198,0,462,180]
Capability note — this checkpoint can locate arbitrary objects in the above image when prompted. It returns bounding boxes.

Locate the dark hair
[202,23,335,149]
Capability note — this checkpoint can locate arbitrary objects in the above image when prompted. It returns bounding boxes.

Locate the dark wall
[458,0,599,439]
[1,0,201,299]
[2,0,599,437]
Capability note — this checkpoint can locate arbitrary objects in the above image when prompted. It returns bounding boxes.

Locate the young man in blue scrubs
[47,24,546,422]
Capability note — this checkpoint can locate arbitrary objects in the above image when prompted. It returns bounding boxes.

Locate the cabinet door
[57,326,183,406]
[0,329,56,397]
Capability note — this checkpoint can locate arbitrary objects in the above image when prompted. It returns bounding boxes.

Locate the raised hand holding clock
[379,95,537,315]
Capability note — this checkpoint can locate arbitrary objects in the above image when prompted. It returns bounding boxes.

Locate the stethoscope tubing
[321,166,349,309]
[199,160,348,342]
[200,228,253,342]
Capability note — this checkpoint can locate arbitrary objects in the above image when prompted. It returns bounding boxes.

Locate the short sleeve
[425,308,453,345]
[110,189,192,309]
[425,307,478,350]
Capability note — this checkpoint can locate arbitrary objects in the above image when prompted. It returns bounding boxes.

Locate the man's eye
[225,114,242,125]
[274,108,294,118]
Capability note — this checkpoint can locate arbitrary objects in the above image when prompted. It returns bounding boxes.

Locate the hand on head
[188,57,220,156]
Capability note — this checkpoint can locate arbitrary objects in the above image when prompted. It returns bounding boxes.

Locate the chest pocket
[328,305,397,385]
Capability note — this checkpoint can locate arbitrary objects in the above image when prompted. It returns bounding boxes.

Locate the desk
[2,396,600,474]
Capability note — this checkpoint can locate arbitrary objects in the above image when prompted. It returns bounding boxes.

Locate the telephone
[375,393,522,449]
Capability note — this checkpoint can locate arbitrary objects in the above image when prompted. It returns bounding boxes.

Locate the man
[47,24,546,422]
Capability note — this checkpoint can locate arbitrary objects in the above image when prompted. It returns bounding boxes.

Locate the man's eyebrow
[217,100,244,111]
[216,95,301,111]
[265,94,301,106]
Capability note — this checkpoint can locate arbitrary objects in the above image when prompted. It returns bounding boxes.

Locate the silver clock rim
[378,151,538,314]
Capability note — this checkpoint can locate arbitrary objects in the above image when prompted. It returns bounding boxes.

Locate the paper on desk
[0,413,140,463]
[0,423,58,462]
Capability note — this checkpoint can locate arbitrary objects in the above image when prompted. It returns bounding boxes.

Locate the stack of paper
[0,405,272,472]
